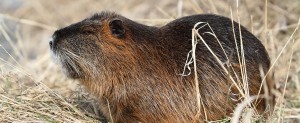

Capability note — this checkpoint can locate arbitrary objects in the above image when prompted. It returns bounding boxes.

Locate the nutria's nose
[49,36,56,50]
[49,39,53,49]
[50,31,59,50]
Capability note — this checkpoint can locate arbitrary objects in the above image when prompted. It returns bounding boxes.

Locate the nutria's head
[50,12,138,80]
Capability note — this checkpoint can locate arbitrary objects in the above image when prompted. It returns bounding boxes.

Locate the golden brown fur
[50,12,275,122]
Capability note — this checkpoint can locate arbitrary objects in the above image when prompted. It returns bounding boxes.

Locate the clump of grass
[0,72,104,122]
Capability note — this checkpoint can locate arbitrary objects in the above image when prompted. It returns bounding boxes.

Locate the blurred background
[0,0,299,122]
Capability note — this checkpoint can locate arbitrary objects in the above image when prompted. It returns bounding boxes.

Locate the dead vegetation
[0,0,299,122]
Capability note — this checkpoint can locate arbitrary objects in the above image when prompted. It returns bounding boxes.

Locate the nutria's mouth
[51,48,83,79]
[60,59,81,79]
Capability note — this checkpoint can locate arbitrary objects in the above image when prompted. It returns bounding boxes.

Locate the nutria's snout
[49,34,57,52]
[49,29,65,53]
[49,29,84,79]
[49,39,53,50]
[49,20,108,80]
[50,30,61,49]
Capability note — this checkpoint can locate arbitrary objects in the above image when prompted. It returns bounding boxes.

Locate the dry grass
[0,0,300,122]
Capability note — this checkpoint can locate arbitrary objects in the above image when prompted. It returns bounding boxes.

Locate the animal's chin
[52,50,83,79]
[61,61,81,79]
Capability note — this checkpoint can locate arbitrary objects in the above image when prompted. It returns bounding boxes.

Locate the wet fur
[50,12,274,122]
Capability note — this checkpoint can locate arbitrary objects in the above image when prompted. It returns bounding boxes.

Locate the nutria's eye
[109,19,125,38]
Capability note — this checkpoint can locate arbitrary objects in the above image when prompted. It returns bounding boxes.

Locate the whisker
[60,48,99,79]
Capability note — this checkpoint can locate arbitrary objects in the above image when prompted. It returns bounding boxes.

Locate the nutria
[49,11,274,122]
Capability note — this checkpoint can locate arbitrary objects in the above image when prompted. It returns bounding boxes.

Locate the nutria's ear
[109,19,125,38]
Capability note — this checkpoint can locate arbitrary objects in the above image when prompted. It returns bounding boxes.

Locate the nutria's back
[50,11,274,122]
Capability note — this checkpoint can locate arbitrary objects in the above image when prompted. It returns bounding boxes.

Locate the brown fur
[50,11,275,122]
